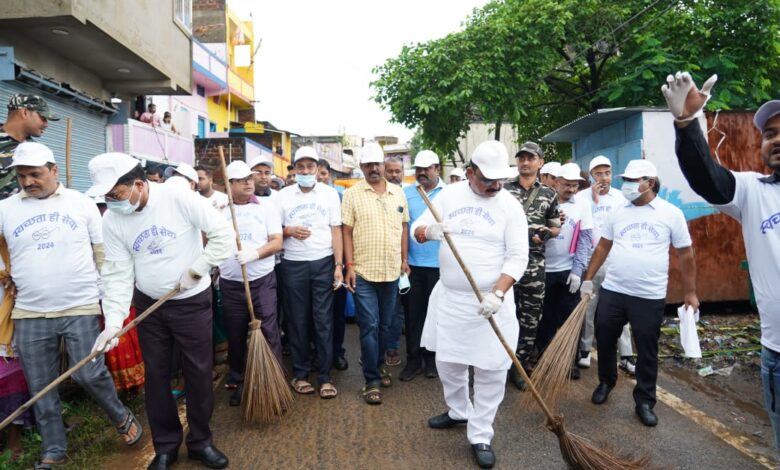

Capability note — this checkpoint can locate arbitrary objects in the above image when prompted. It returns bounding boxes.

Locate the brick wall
[193,0,226,42]
[194,138,246,186]
[238,107,256,123]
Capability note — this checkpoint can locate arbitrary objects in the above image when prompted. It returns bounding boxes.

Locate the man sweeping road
[86,152,234,470]
[413,140,528,469]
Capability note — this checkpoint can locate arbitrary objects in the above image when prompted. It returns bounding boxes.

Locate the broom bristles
[242,326,293,423]
[522,298,589,411]
[549,415,649,470]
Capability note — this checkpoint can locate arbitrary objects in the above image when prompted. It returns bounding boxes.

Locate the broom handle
[217,147,256,323]
[0,287,179,432]
[415,186,558,423]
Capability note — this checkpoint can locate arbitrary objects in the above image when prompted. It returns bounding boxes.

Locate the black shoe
[591,383,613,405]
[428,412,467,429]
[472,443,496,469]
[187,445,229,469]
[147,452,178,470]
[400,360,423,381]
[635,403,658,427]
[424,360,438,379]
[507,366,526,391]
[333,356,349,371]
[569,366,581,380]
[229,385,242,407]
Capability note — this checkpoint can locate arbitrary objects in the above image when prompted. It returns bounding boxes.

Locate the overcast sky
[231,0,489,143]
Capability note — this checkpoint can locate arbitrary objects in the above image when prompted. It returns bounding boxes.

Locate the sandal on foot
[319,383,338,399]
[362,385,382,405]
[34,457,67,469]
[117,409,143,446]
[291,378,315,394]
[380,369,392,388]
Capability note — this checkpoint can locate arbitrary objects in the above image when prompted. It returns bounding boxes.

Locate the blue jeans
[353,276,398,385]
[762,346,780,454]
[388,291,403,351]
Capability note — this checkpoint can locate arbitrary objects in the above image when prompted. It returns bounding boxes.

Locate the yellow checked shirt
[342,179,409,282]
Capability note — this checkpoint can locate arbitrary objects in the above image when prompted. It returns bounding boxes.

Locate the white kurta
[413,181,529,370]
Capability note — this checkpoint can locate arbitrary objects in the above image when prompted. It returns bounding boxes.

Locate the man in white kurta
[412,140,528,469]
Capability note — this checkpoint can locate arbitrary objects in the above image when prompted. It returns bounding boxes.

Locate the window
[174,0,192,33]
[196,85,205,97]
[198,117,206,138]
[209,122,217,133]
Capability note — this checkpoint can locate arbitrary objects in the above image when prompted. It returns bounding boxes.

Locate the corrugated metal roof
[542,107,667,142]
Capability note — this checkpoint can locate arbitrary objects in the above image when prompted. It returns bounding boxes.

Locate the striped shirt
[342,179,409,282]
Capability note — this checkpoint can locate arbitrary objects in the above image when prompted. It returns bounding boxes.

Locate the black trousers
[332,269,347,359]
[536,269,580,354]
[595,288,665,408]
[135,288,214,454]
[281,256,334,385]
[405,266,439,362]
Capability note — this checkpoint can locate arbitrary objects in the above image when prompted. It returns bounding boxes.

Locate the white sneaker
[577,352,591,368]
[619,357,636,376]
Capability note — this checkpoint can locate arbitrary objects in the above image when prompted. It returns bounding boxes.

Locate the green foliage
[373,0,780,154]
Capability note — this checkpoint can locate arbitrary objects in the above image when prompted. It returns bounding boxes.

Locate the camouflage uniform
[0,95,59,199]
[504,180,560,366]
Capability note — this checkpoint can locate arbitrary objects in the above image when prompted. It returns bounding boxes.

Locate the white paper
[678,305,702,358]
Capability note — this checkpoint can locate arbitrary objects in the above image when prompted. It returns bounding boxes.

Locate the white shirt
[103,182,233,301]
[715,171,780,351]
[545,196,594,272]
[276,182,341,262]
[205,190,229,211]
[219,199,282,281]
[575,186,626,246]
[414,182,529,370]
[601,196,692,299]
[0,185,102,312]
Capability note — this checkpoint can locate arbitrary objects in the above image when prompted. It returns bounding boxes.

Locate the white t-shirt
[601,197,692,299]
[219,199,282,281]
[0,186,102,311]
[276,183,341,262]
[205,190,229,211]
[103,182,225,299]
[545,196,594,272]
[715,171,780,351]
[575,186,627,246]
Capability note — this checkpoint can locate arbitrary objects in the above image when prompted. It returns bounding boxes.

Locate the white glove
[424,222,451,241]
[91,325,121,354]
[580,280,594,299]
[567,273,581,294]
[235,248,260,265]
[177,269,201,292]
[478,292,503,319]
[661,71,717,121]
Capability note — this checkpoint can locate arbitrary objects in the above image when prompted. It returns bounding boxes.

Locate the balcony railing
[228,69,254,103]
[109,119,194,165]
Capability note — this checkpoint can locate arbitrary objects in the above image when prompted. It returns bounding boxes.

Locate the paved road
[105,324,775,469]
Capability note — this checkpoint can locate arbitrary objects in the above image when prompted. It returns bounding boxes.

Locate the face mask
[107,185,140,214]
[398,273,410,295]
[621,181,644,202]
[297,174,316,188]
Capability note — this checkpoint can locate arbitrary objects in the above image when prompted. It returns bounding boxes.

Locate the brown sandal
[319,383,338,399]
[291,378,315,394]
[380,368,392,388]
[362,385,382,405]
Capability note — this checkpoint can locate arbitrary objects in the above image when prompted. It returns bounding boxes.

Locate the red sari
[103,306,145,391]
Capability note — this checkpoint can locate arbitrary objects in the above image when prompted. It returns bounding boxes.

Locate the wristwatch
[493,290,505,301]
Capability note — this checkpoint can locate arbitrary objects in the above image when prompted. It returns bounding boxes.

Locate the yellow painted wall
[206,97,240,133]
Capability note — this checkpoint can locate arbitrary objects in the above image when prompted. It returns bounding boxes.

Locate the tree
[372,0,780,156]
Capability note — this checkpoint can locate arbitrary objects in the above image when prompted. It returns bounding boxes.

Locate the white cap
[588,155,612,172]
[451,167,465,179]
[249,155,273,169]
[227,160,255,180]
[10,142,56,168]
[470,140,515,179]
[754,100,780,131]
[360,142,384,164]
[294,146,319,163]
[557,162,584,181]
[86,152,142,196]
[413,150,439,168]
[539,161,561,176]
[620,160,658,179]
[174,163,198,182]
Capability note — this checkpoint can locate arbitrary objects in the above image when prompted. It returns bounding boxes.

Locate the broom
[0,287,180,432]
[217,146,292,423]
[415,186,647,470]
[524,298,590,412]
